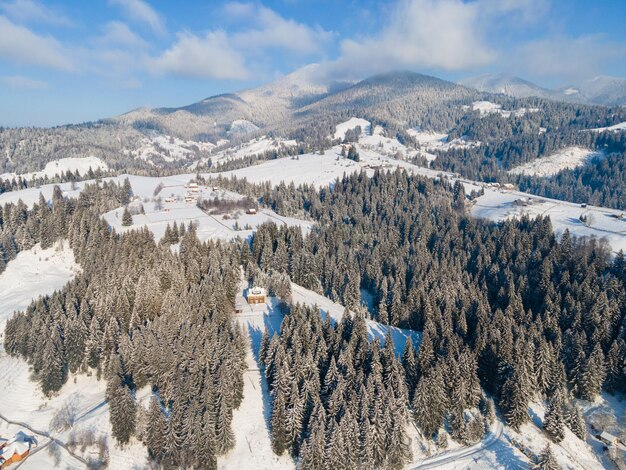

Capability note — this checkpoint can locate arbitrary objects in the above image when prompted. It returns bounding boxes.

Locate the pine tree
[145,395,167,461]
[534,444,561,470]
[109,381,137,444]
[564,402,586,440]
[501,366,530,430]
[39,326,67,395]
[543,389,565,442]
[122,207,133,226]
[271,387,289,455]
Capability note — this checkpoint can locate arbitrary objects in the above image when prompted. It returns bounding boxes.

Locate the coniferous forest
[1,168,625,469]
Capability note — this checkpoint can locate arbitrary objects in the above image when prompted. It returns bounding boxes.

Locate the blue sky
[1,0,625,127]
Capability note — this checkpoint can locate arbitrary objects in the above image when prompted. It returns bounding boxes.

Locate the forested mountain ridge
[460,73,626,107]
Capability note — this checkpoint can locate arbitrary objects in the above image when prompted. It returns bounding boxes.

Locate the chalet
[597,431,619,447]
[246,208,257,215]
[164,197,175,203]
[502,183,516,190]
[187,182,199,193]
[247,287,266,304]
[184,196,196,203]
[0,432,36,468]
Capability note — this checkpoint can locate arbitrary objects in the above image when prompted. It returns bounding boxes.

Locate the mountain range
[114,67,626,142]
[115,67,482,141]
[459,73,626,107]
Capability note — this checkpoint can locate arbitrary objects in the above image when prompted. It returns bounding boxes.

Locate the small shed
[597,431,618,446]
[247,287,266,304]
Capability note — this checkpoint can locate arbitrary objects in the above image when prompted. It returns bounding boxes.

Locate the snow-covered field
[103,181,311,242]
[129,134,215,164]
[468,101,538,118]
[333,117,371,140]
[0,241,79,329]
[220,144,482,195]
[208,136,298,167]
[472,188,626,252]
[290,283,420,354]
[508,147,603,177]
[0,156,108,181]
[228,119,260,135]
[592,121,626,132]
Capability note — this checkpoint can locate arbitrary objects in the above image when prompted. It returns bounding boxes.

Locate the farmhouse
[247,286,266,304]
[597,430,619,447]
[0,432,36,468]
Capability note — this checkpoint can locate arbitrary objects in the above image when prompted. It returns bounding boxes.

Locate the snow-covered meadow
[508,147,604,177]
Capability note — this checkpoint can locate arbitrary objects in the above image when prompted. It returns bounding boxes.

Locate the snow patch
[1,157,108,181]
[130,134,215,165]
[333,117,371,140]
[508,147,603,177]
[472,188,626,253]
[592,121,626,132]
[0,241,79,329]
[228,119,260,135]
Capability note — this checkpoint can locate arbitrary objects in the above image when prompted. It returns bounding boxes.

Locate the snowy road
[409,422,504,469]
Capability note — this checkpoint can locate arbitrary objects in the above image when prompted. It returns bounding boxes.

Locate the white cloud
[2,74,47,88]
[0,0,72,26]
[109,0,164,36]
[0,15,74,70]
[226,2,332,55]
[479,0,549,24]
[150,3,332,80]
[514,35,626,82]
[323,0,494,79]
[97,21,149,49]
[150,30,249,80]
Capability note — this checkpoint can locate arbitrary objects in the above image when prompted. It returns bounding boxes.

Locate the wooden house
[247,287,266,304]
[597,431,619,447]
[0,432,36,468]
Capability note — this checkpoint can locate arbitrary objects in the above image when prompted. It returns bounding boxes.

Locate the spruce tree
[543,389,565,442]
[122,207,133,226]
[534,444,561,470]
